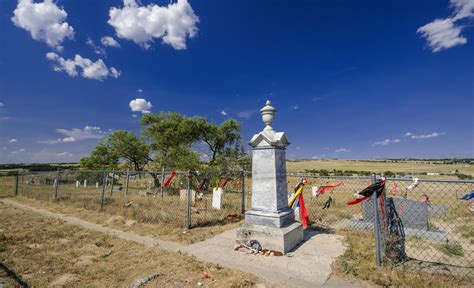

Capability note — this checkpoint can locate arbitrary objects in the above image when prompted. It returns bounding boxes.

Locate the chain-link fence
[8,169,248,230]
[285,173,473,279]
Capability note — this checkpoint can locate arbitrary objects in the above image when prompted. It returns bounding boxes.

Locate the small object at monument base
[236,222,303,254]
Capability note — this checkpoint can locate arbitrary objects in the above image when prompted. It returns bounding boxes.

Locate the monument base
[236,222,304,254]
[244,207,295,228]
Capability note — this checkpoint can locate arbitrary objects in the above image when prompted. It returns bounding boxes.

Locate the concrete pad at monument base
[190,228,359,287]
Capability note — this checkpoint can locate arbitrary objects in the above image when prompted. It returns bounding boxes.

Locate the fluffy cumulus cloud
[101,36,121,48]
[372,138,401,146]
[404,132,445,139]
[108,0,199,49]
[417,0,474,52]
[38,126,106,144]
[46,52,120,81]
[9,139,18,143]
[220,110,228,116]
[129,98,152,113]
[11,0,74,49]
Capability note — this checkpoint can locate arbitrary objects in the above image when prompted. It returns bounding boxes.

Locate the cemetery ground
[0,165,473,287]
[0,202,267,287]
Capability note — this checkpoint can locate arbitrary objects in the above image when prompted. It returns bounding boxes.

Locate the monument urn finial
[260,100,276,131]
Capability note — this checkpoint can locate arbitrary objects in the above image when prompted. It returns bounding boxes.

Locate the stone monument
[237,100,304,253]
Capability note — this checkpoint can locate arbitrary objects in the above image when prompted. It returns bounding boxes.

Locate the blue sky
[0,0,473,164]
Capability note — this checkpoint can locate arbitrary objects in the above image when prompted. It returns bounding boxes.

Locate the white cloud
[11,0,74,49]
[0,102,4,107]
[57,126,105,140]
[417,0,474,52]
[38,126,105,144]
[108,0,199,50]
[9,139,18,143]
[237,110,256,119]
[62,136,76,142]
[335,148,350,153]
[129,98,152,113]
[46,52,120,81]
[372,138,401,146]
[137,89,143,93]
[404,132,445,139]
[11,148,25,154]
[292,104,300,110]
[311,156,319,160]
[86,38,106,55]
[131,114,138,118]
[220,110,228,116]
[56,151,73,157]
[101,36,121,48]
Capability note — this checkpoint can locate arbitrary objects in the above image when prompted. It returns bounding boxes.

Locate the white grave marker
[95,182,99,188]
[76,181,80,188]
[83,180,87,188]
[212,187,223,209]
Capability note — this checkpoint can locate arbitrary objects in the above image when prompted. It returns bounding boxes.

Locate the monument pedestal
[237,222,304,254]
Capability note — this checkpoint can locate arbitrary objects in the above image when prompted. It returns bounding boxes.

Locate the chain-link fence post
[125,169,130,197]
[185,170,192,229]
[109,169,115,196]
[241,170,245,214]
[160,167,165,198]
[14,172,19,196]
[53,169,61,201]
[100,171,106,210]
[373,174,383,267]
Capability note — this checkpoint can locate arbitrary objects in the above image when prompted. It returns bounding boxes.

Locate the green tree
[141,112,201,168]
[196,118,242,165]
[106,130,150,171]
[80,131,150,171]
[80,143,119,170]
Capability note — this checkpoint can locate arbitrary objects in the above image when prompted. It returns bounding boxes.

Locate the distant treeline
[291,158,474,164]
[304,169,373,176]
[0,163,78,172]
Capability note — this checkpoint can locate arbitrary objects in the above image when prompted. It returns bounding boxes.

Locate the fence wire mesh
[285,174,473,279]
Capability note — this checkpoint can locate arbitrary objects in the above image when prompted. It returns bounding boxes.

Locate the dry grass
[13,196,242,245]
[9,171,247,244]
[334,230,472,287]
[0,202,260,287]
[287,159,474,177]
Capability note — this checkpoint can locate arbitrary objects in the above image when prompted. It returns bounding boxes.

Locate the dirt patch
[48,273,77,287]
[0,202,260,287]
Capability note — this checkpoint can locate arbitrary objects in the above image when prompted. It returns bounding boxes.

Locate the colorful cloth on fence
[196,178,207,191]
[219,178,230,188]
[346,179,386,206]
[312,183,342,197]
[162,171,176,188]
[322,196,332,209]
[460,191,474,200]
